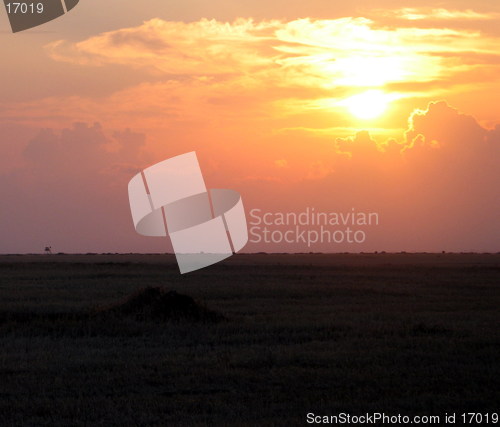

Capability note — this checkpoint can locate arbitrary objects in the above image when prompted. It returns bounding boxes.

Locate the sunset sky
[1,0,499,253]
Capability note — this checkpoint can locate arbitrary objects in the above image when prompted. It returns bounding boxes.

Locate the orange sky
[1,1,499,253]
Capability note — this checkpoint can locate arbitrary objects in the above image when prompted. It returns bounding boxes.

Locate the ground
[0,253,498,426]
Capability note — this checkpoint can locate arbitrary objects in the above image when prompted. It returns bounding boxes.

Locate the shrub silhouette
[100,287,224,323]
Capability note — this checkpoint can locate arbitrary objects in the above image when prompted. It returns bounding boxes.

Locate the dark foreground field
[0,253,498,426]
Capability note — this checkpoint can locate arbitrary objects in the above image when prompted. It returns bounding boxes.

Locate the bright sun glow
[343,90,391,120]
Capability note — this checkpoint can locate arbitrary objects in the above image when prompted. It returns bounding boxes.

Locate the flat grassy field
[0,254,498,426]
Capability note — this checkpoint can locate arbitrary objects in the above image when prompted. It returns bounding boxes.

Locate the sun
[343,90,390,120]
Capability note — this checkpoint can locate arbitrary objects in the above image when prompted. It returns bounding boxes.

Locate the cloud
[45,18,280,75]
[388,8,500,21]
[405,101,486,148]
[44,16,499,91]
[0,15,480,134]
[22,122,147,176]
[332,100,500,163]
[0,123,162,253]
[0,13,497,139]
[329,102,500,251]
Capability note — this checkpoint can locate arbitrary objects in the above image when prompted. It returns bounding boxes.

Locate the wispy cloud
[45,16,499,88]
[387,8,500,21]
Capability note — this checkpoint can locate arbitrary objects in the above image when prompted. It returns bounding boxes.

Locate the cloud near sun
[47,17,498,90]
[1,9,498,139]
[0,9,489,134]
